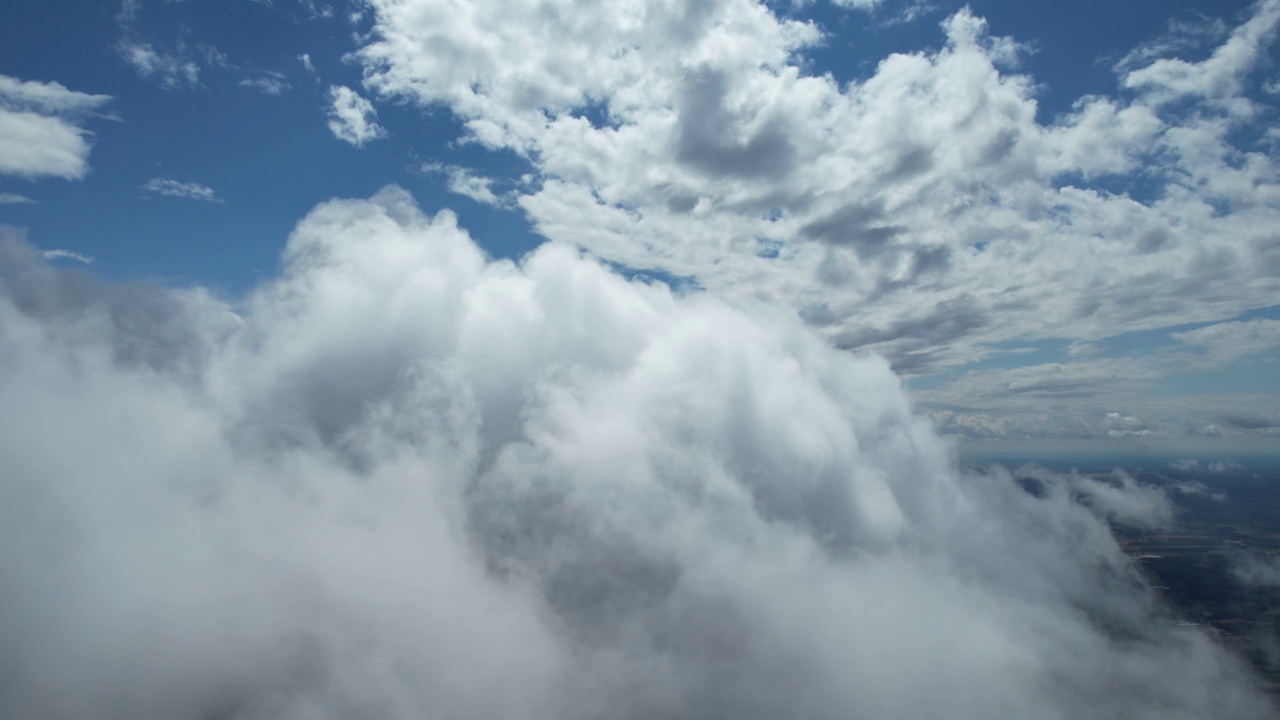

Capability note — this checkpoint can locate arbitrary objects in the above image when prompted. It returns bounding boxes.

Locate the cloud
[1171,317,1280,363]
[354,0,1280,378]
[325,85,386,147]
[142,178,223,203]
[0,193,35,204]
[119,40,201,88]
[41,249,94,264]
[1233,553,1280,587]
[0,190,1274,718]
[0,74,111,180]
[422,162,507,207]
[298,53,315,73]
[239,72,291,95]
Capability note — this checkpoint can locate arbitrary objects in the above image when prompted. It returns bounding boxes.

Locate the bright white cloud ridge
[0,190,1274,718]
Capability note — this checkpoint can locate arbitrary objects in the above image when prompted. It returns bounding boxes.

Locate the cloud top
[0,192,1272,718]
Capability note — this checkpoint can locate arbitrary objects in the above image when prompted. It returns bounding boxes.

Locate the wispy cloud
[42,248,93,264]
[325,85,385,147]
[119,40,200,88]
[142,178,223,203]
[0,192,35,204]
[239,72,291,95]
[422,162,508,207]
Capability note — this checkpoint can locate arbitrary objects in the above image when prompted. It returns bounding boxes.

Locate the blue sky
[2,0,1279,453]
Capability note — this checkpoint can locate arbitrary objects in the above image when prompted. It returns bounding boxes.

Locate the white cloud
[354,0,1280,379]
[0,191,1271,718]
[1171,317,1280,362]
[423,162,506,207]
[143,178,222,203]
[41,248,93,264]
[0,193,35,204]
[325,85,386,147]
[298,53,315,73]
[119,40,200,88]
[239,73,291,95]
[0,75,110,180]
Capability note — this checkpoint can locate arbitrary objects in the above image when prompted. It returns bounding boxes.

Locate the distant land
[965,453,1280,700]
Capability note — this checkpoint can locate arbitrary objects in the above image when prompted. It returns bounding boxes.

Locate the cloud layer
[356,0,1280,376]
[0,190,1272,718]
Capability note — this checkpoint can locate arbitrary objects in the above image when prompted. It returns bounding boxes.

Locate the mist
[0,188,1273,719]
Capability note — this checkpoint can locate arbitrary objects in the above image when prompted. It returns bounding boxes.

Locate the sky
[5,2,1280,717]
[3,0,1280,454]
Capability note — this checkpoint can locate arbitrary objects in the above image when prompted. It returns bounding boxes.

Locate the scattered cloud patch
[354,0,1280,382]
[325,85,385,147]
[422,162,507,207]
[298,53,315,73]
[119,40,200,88]
[0,193,35,204]
[142,178,222,203]
[239,72,291,95]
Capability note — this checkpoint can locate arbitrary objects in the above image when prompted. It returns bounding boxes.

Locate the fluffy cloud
[0,191,1273,718]
[0,74,110,180]
[326,85,386,147]
[143,178,222,203]
[355,0,1280,376]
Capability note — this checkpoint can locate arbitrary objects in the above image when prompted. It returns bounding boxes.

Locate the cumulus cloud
[0,190,1273,718]
[142,178,222,203]
[354,0,1280,377]
[326,85,386,147]
[0,74,111,180]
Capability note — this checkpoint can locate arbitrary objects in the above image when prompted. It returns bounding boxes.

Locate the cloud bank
[0,190,1273,718]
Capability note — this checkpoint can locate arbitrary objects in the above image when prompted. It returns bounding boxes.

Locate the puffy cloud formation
[0,190,1273,718]
[0,74,110,179]
[326,85,386,147]
[356,0,1280,376]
